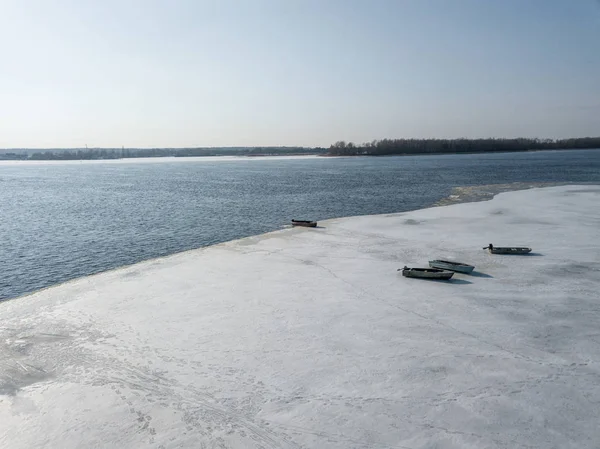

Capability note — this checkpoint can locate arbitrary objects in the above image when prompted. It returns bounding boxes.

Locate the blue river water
[2,150,600,301]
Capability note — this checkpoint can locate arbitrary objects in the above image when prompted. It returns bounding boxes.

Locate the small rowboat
[429,259,475,274]
[398,266,454,280]
[483,244,532,255]
[291,219,317,228]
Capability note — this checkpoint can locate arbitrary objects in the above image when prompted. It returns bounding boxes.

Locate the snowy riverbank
[1,185,600,448]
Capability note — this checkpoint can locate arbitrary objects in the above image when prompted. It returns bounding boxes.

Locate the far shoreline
[321,147,600,158]
[1,147,599,163]
[0,148,600,166]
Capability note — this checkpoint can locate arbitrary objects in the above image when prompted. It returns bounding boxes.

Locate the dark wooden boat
[291,219,317,228]
[398,266,454,280]
[483,244,532,255]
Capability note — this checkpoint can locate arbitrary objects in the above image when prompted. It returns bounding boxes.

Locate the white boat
[398,266,454,280]
[428,259,475,274]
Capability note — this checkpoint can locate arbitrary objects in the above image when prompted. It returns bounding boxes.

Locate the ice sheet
[1,185,599,448]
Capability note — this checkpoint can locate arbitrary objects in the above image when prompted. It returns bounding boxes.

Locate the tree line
[2,138,599,160]
[0,146,327,160]
[327,137,600,156]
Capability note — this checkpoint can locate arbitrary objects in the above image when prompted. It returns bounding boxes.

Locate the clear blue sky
[1,0,599,148]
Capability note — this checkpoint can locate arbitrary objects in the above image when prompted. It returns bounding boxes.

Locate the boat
[428,259,475,274]
[398,266,454,280]
[483,244,532,255]
[291,219,317,228]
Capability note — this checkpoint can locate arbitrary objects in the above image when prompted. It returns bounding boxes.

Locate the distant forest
[1,137,599,160]
[0,146,328,160]
[327,137,600,156]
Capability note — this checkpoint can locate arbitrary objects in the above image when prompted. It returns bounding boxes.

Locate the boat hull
[291,220,317,228]
[428,260,475,274]
[401,268,454,280]
[488,247,532,255]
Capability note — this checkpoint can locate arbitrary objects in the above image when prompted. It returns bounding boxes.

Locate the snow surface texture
[1,185,599,449]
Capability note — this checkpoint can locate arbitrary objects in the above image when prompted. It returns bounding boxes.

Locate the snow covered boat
[398,266,454,280]
[428,259,475,274]
[291,219,317,228]
[484,244,532,255]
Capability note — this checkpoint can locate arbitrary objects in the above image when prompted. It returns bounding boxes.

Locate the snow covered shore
[1,185,599,449]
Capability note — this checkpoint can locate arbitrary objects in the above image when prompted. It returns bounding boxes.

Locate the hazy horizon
[1,0,599,148]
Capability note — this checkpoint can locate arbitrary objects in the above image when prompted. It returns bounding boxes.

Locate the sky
[0,0,599,148]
